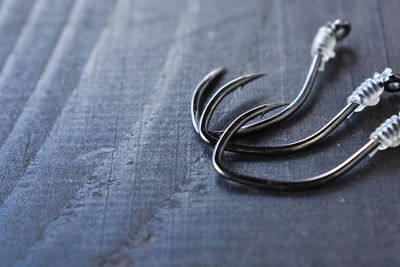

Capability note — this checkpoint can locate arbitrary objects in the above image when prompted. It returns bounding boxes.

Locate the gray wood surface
[0,0,400,266]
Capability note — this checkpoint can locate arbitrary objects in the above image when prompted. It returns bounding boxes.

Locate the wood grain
[0,0,399,266]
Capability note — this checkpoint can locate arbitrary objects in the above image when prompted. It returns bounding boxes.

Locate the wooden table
[1,0,399,266]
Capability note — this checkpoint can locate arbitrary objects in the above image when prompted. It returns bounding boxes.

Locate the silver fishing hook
[191,19,351,137]
[212,104,400,190]
[200,68,400,154]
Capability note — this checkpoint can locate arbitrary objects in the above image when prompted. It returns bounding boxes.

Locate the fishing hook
[212,104,400,190]
[191,19,351,137]
[200,68,400,154]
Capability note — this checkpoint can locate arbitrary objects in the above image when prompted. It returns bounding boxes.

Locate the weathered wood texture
[0,0,400,266]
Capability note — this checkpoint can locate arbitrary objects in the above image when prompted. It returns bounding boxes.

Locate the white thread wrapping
[347,68,392,112]
[370,112,400,150]
[311,23,336,71]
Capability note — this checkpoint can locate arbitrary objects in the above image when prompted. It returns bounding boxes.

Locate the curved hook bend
[191,67,227,134]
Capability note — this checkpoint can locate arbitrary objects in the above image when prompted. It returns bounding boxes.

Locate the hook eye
[384,73,400,93]
[331,19,351,41]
